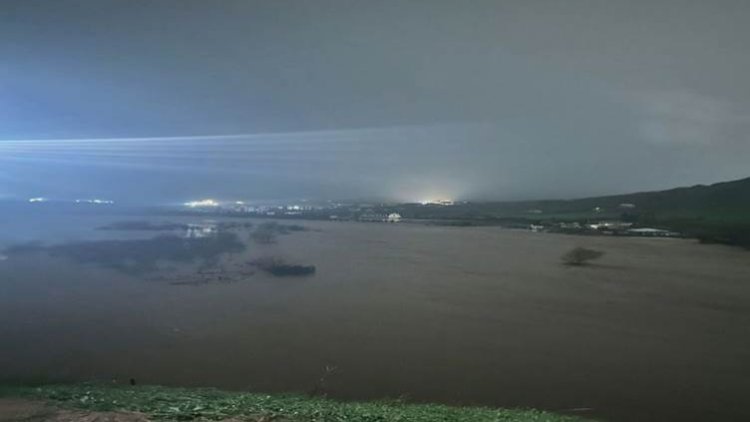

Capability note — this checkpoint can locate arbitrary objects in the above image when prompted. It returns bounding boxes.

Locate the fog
[2,0,750,202]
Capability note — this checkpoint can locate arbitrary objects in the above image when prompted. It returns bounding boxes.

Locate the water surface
[1,208,749,422]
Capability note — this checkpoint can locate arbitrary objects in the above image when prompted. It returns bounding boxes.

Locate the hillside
[394,176,750,248]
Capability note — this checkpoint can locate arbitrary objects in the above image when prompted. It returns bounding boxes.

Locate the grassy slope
[0,384,591,422]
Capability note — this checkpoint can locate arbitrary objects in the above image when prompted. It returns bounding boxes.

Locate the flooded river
[1,210,749,421]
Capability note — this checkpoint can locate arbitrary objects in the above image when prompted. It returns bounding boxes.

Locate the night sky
[1,0,749,203]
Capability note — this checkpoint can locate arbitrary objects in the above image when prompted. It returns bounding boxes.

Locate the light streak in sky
[0,123,482,200]
[0,123,479,146]
[0,124,480,170]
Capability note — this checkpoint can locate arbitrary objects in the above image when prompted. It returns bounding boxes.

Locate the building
[387,213,402,223]
[530,224,545,232]
[589,221,634,230]
[627,228,679,237]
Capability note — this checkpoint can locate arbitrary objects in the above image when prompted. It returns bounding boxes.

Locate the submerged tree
[562,247,605,266]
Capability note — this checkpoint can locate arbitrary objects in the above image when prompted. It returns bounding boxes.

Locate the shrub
[562,247,604,266]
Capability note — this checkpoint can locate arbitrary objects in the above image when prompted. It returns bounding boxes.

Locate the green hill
[395,177,750,248]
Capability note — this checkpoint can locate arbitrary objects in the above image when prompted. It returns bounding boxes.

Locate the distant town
[23,173,750,249]
[15,194,684,239]
[168,197,681,238]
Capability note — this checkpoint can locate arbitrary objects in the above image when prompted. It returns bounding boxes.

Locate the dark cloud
[1,0,749,202]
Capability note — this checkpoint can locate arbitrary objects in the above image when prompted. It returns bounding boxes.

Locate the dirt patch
[0,398,275,421]
[0,398,149,422]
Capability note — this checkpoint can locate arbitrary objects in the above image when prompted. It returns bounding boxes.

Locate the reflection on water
[98,220,255,240]
[185,223,218,239]
[98,221,193,232]
[4,232,246,274]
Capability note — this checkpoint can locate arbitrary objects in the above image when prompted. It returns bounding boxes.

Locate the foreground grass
[0,383,591,422]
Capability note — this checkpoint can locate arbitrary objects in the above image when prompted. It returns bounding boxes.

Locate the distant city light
[184,199,220,208]
[75,198,115,205]
[419,198,454,206]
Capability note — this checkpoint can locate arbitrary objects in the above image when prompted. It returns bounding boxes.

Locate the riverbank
[0,384,589,421]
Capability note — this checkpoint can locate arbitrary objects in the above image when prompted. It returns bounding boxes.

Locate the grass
[0,383,592,422]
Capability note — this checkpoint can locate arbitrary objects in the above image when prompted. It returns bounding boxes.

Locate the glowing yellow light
[184,199,219,208]
[419,198,454,206]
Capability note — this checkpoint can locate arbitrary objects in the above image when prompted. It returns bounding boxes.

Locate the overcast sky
[1,0,749,203]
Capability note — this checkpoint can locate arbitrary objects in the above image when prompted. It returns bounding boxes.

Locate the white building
[627,228,679,237]
[589,221,633,230]
[387,213,402,223]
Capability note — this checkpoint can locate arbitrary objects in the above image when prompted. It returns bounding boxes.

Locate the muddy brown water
[1,219,750,422]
